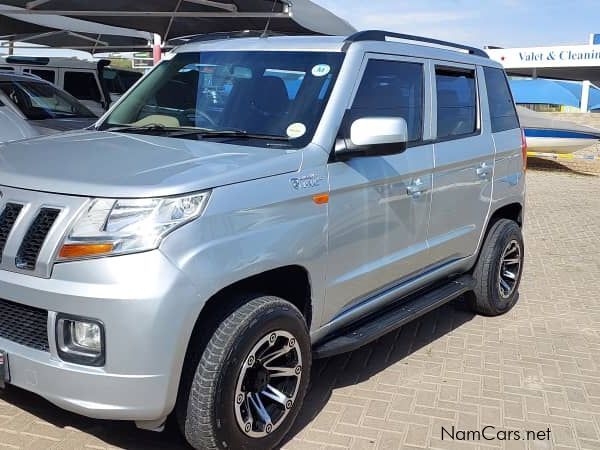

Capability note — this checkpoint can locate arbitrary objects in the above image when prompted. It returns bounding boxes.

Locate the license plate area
[0,351,9,389]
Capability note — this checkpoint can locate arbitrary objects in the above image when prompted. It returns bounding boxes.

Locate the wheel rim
[498,239,522,299]
[234,330,302,439]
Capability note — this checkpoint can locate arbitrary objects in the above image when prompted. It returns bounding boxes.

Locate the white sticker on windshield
[287,123,307,139]
[312,64,331,77]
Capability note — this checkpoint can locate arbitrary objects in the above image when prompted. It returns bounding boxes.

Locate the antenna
[261,0,278,38]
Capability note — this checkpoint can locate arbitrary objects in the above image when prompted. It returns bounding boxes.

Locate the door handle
[407,178,427,198]
[476,163,492,179]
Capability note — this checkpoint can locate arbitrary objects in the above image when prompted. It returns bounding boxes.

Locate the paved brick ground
[2,161,600,449]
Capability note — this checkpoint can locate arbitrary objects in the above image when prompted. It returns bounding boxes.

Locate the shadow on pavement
[0,297,475,449]
[527,156,600,176]
[283,296,475,446]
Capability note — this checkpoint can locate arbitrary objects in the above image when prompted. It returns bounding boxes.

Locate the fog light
[72,321,102,351]
[56,315,105,366]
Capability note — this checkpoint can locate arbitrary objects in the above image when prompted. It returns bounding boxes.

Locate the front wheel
[467,219,524,316]
[181,296,311,450]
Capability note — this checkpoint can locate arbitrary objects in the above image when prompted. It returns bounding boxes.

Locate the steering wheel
[183,109,217,128]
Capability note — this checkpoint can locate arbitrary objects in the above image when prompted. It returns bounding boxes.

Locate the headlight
[57,191,210,261]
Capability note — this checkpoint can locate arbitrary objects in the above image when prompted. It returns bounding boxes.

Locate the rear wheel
[468,219,524,316]
[180,295,311,450]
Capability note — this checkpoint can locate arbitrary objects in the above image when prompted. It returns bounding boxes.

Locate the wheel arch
[488,202,523,228]
[174,265,313,420]
[470,201,523,272]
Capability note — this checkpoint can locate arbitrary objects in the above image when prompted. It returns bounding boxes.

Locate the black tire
[180,295,311,450]
[467,219,524,316]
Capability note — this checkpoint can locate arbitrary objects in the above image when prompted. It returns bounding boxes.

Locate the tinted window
[351,60,424,142]
[26,69,56,84]
[484,67,519,132]
[64,71,101,102]
[436,68,477,139]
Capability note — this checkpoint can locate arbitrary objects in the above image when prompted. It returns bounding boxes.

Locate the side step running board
[313,275,473,359]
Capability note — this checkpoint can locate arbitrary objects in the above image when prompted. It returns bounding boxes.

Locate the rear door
[427,63,495,264]
[324,55,435,322]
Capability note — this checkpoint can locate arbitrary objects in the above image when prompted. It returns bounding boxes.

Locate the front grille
[16,208,60,271]
[0,298,49,351]
[0,203,23,263]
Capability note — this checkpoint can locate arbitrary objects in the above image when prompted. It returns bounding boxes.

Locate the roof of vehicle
[0,55,103,70]
[174,32,502,68]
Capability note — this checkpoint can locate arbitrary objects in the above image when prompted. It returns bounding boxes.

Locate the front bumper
[0,250,200,421]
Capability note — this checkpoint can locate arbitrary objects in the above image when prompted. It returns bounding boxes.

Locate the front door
[324,55,435,324]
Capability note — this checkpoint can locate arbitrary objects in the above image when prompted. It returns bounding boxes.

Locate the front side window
[350,59,424,143]
[484,67,519,132]
[64,71,102,102]
[0,80,96,120]
[436,67,478,139]
[101,51,344,148]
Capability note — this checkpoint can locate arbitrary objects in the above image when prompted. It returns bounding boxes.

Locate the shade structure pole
[153,33,162,65]
[8,39,14,55]
[581,80,590,113]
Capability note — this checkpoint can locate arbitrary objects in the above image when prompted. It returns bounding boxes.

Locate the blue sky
[315,0,599,48]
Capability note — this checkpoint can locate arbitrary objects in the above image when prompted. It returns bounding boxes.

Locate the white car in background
[0,55,114,116]
[0,72,98,143]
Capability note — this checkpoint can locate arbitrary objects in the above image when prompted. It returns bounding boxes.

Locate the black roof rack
[345,30,489,58]
[4,56,50,66]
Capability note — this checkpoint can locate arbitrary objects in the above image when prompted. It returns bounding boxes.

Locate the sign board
[594,34,600,45]
[132,52,153,69]
[488,45,600,69]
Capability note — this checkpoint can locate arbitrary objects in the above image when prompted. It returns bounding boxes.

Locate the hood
[32,117,98,133]
[0,130,302,198]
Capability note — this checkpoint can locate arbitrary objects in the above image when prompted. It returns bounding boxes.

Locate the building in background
[487,34,600,112]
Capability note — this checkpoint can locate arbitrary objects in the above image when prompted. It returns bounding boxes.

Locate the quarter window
[436,68,478,139]
[484,67,519,132]
[350,60,424,143]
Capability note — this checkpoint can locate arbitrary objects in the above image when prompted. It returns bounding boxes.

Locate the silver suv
[0,31,525,450]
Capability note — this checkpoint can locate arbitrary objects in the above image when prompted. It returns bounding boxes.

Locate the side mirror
[336,117,409,160]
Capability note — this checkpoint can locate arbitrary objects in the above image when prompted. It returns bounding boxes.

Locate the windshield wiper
[102,124,290,142]
[170,129,291,141]
[103,123,189,134]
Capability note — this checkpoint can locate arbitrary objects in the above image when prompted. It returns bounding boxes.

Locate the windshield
[100,51,344,147]
[0,80,97,120]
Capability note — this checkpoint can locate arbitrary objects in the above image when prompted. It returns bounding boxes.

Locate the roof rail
[345,30,489,58]
[169,30,284,46]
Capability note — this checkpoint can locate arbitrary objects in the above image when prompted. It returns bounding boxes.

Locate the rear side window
[351,60,424,143]
[64,71,101,102]
[484,67,519,132]
[436,67,478,139]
